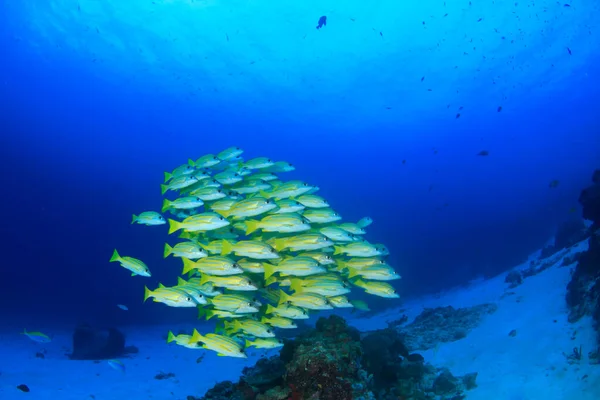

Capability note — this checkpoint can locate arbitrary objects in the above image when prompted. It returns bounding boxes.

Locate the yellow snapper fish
[217,146,244,161]
[336,258,388,271]
[22,329,52,343]
[347,265,401,281]
[357,217,373,228]
[243,157,274,170]
[167,331,201,349]
[224,319,275,338]
[251,173,278,182]
[189,187,227,201]
[173,281,208,305]
[190,154,221,168]
[352,279,399,298]
[295,194,329,208]
[168,213,230,234]
[245,337,283,349]
[131,211,166,226]
[221,239,279,260]
[261,315,297,329]
[207,294,260,313]
[190,329,246,358]
[231,179,272,195]
[271,199,305,214]
[198,240,226,254]
[214,170,243,186]
[334,242,382,257]
[161,175,199,195]
[264,256,326,279]
[237,258,266,273]
[182,256,243,276]
[265,304,309,320]
[245,213,311,235]
[302,208,342,224]
[164,242,207,259]
[337,223,366,235]
[274,234,333,252]
[289,278,351,297]
[217,197,277,218]
[109,249,151,277]
[206,227,240,240]
[162,197,204,212]
[278,291,333,310]
[144,285,198,307]
[319,226,356,242]
[327,295,354,308]
[199,274,258,291]
[263,161,295,173]
[209,198,237,212]
[199,308,247,320]
[186,278,224,297]
[265,275,292,287]
[260,181,314,200]
[298,252,335,265]
[164,164,196,182]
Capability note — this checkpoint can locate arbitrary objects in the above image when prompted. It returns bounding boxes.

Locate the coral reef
[193,316,477,400]
[397,304,497,351]
[540,219,588,258]
[68,323,129,360]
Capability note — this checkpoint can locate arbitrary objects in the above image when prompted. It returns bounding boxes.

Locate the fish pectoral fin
[217,353,226,357]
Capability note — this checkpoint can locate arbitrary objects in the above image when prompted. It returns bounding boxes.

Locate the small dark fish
[477,150,489,156]
[196,354,205,364]
[497,106,502,112]
[458,106,463,110]
[421,76,425,81]
[379,31,383,37]
[316,16,327,29]
[17,385,30,393]
[567,47,572,55]
[564,4,571,7]
[549,180,560,188]
[456,113,461,119]
[477,18,483,22]
[402,160,406,165]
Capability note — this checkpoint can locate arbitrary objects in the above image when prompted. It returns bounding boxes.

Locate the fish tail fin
[215,209,231,218]
[265,304,275,315]
[164,172,172,182]
[265,276,277,287]
[274,238,287,252]
[221,239,233,256]
[347,268,359,279]
[289,279,304,293]
[188,159,195,167]
[245,339,253,348]
[204,309,215,321]
[245,220,260,235]
[177,276,187,286]
[163,243,173,258]
[334,246,343,255]
[160,184,169,195]
[131,214,138,224]
[161,199,171,213]
[199,274,209,286]
[166,331,175,343]
[143,286,152,302]
[260,316,269,324]
[278,290,290,306]
[191,329,204,344]
[109,249,120,263]
[168,219,182,235]
[264,263,276,280]
[182,258,196,275]
[259,190,271,198]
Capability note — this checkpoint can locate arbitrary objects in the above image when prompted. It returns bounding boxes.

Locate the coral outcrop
[192,315,477,400]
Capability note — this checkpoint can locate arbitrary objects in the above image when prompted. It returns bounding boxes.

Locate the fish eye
[196,197,202,201]
[267,329,272,334]
[186,296,192,301]
[303,183,308,186]
[219,217,225,221]
[246,302,251,306]
[213,156,218,160]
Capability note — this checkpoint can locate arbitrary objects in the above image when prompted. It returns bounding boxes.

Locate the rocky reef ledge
[189,315,477,400]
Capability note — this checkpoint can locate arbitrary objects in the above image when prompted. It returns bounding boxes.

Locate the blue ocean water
[1,0,600,399]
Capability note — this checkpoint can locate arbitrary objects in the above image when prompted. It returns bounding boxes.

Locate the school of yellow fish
[110,147,400,358]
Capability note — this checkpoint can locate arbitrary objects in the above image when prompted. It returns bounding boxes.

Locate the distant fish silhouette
[476,150,489,156]
[316,16,327,29]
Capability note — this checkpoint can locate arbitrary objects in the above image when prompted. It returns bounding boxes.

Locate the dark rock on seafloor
[68,323,128,360]
[505,270,523,288]
[566,168,600,348]
[398,304,497,351]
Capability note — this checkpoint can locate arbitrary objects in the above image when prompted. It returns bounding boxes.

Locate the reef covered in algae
[191,315,477,400]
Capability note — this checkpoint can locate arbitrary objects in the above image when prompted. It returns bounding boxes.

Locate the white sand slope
[2,240,598,399]
[347,239,600,400]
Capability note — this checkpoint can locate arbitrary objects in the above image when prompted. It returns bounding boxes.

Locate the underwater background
[2,0,600,399]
